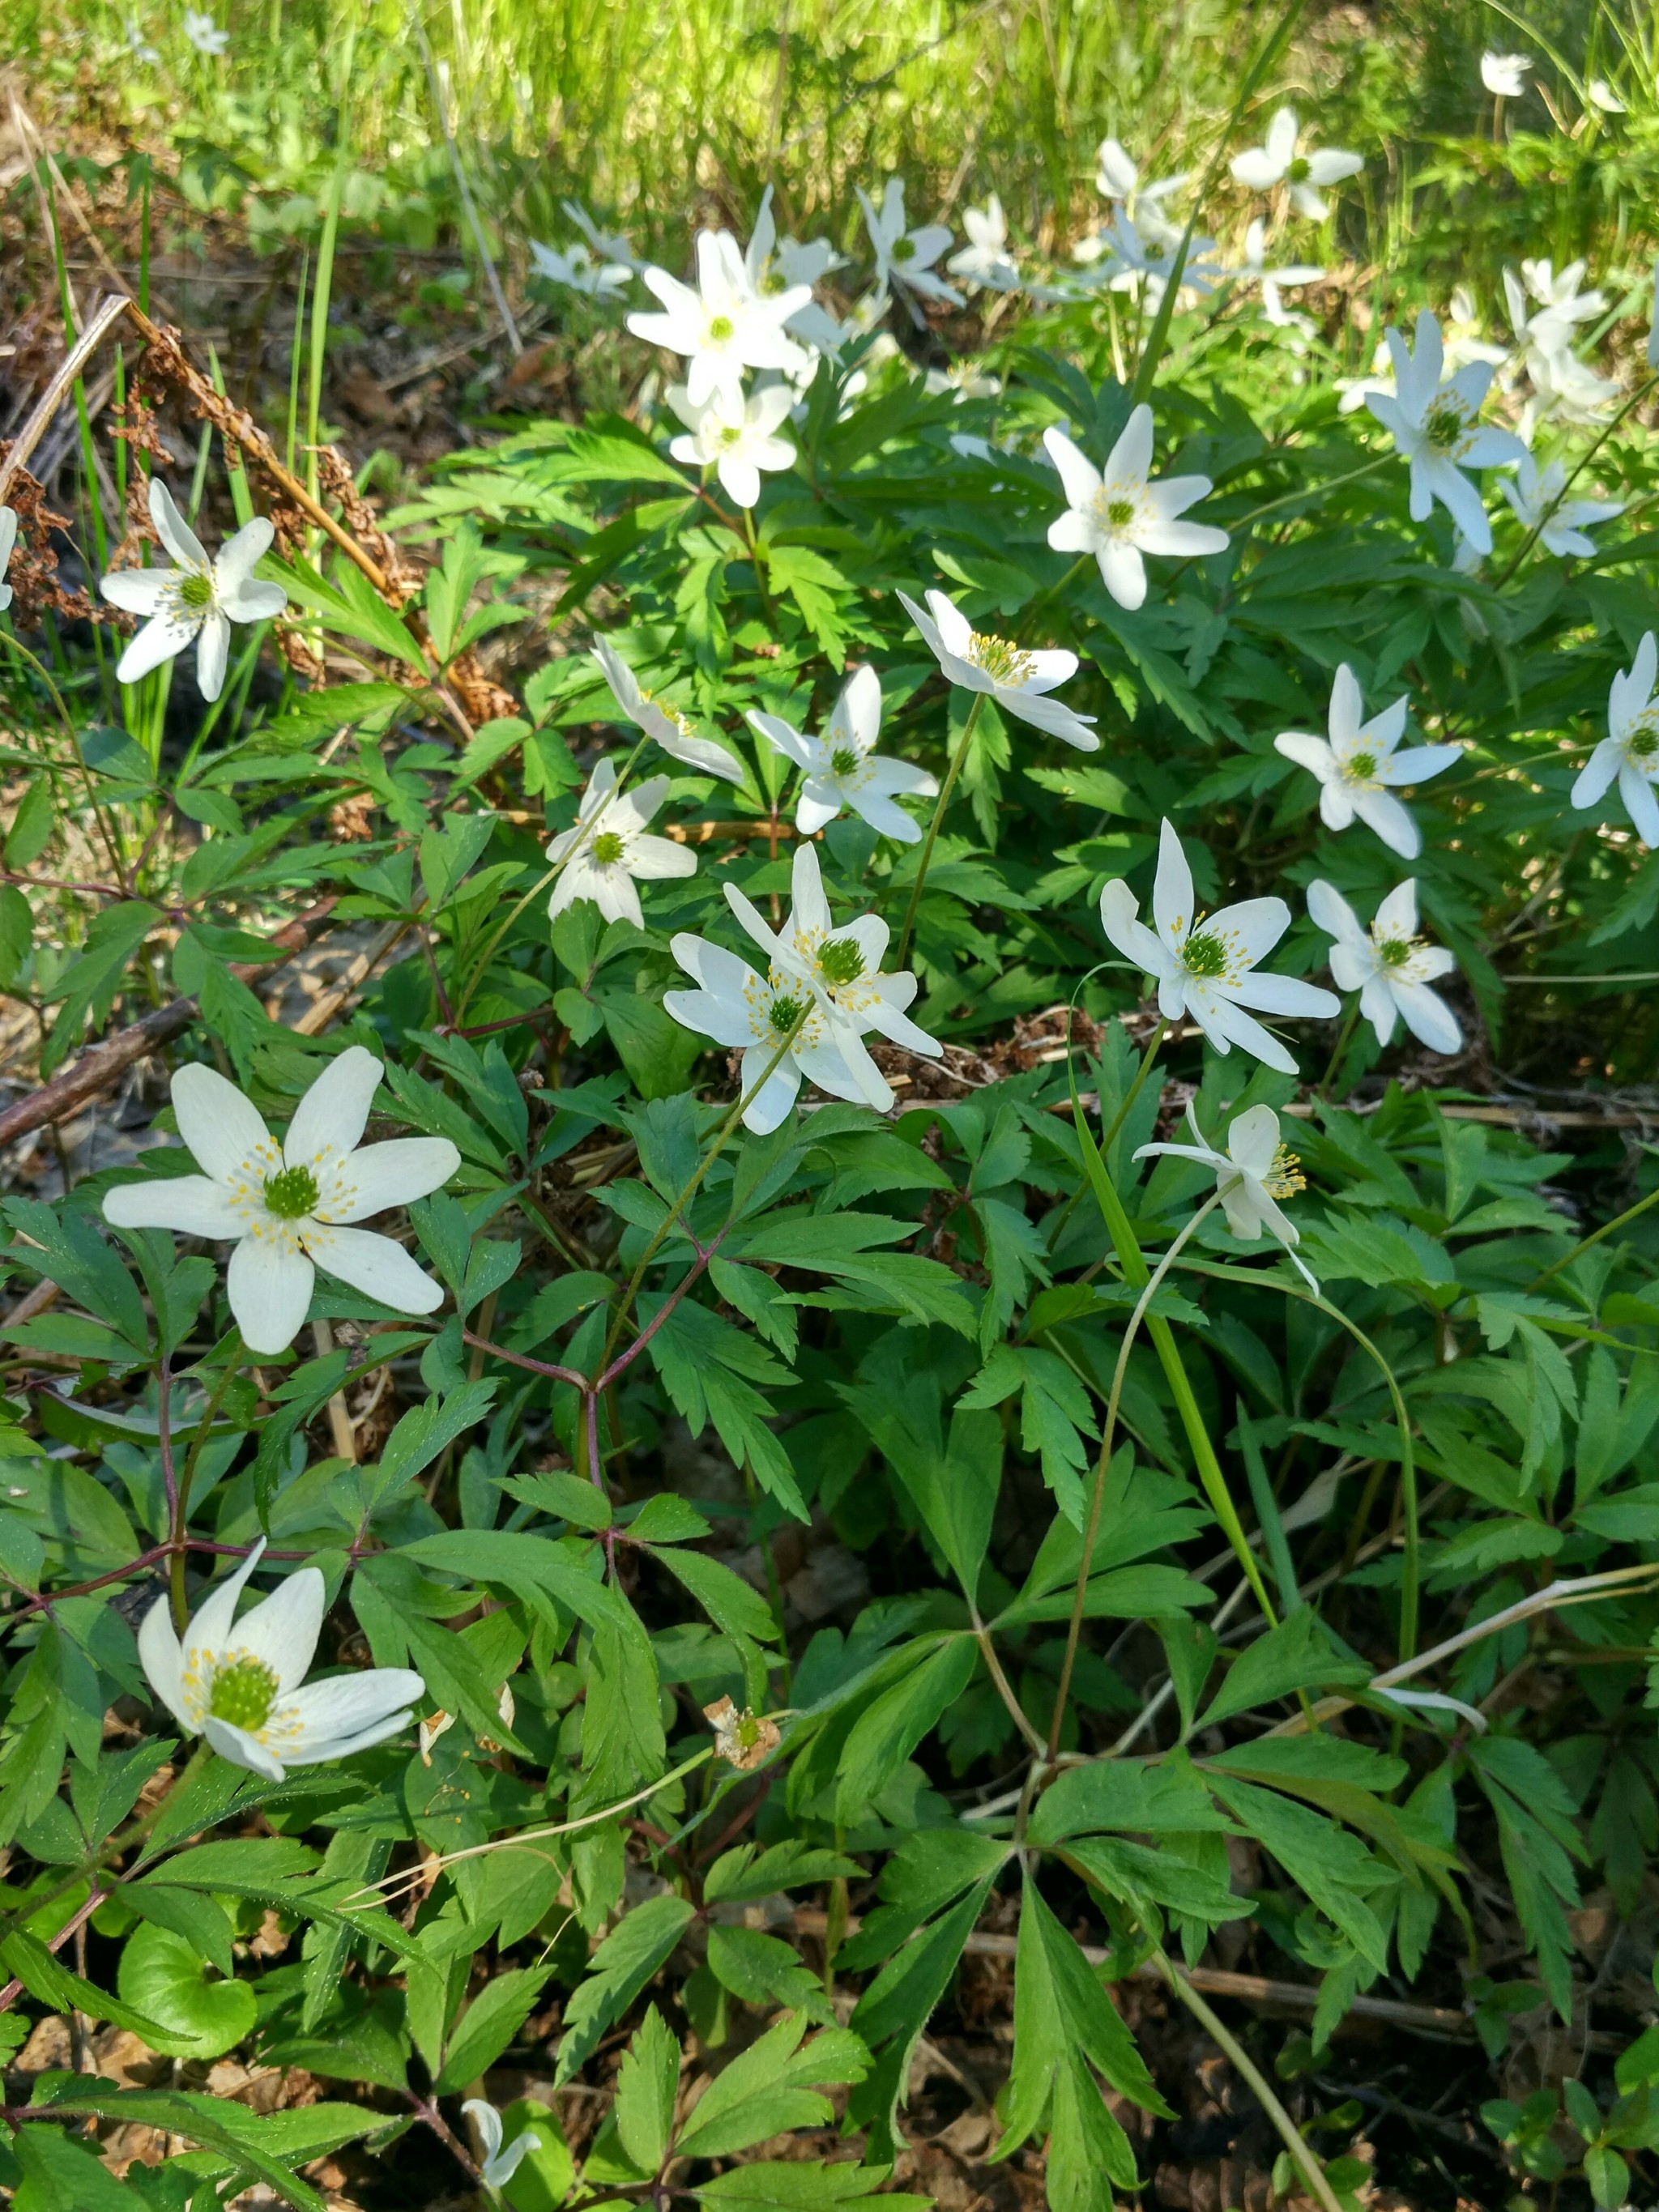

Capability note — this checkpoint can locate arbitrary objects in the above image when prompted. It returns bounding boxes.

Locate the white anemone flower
[856,179,963,307]
[547,760,696,927]
[1307,878,1462,1054]
[1080,213,1226,301]
[1043,408,1230,612]
[1519,343,1620,437]
[1228,109,1363,221]
[1094,138,1189,223]
[591,638,744,785]
[897,587,1098,751]
[138,1539,424,1782]
[1273,663,1461,859]
[1099,819,1340,1073]
[103,1047,459,1357]
[1235,220,1324,327]
[1136,1102,1318,1292]
[746,664,937,843]
[1572,633,1659,844]
[1364,310,1526,555]
[628,230,810,407]
[1481,51,1531,98]
[1500,451,1623,557]
[530,238,632,300]
[1587,79,1626,114]
[744,189,846,352]
[948,197,1021,292]
[183,9,228,53]
[667,382,795,509]
[1508,258,1606,347]
[562,199,639,271]
[723,840,942,1104]
[0,507,15,615]
[463,2100,543,2194]
[100,479,286,703]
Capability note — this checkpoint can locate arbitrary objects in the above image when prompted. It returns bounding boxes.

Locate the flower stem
[168,1331,243,1632]
[1099,1016,1168,1153]
[1527,1182,1659,1294]
[895,690,985,970]
[1317,996,1360,1099]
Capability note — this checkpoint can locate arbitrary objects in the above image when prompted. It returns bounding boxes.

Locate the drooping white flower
[591,638,744,785]
[1587,79,1626,114]
[948,197,1021,292]
[1307,878,1462,1054]
[747,664,937,842]
[898,587,1098,751]
[1364,310,1526,555]
[562,199,639,271]
[1502,260,1606,356]
[103,1048,458,1357]
[529,238,632,300]
[1094,138,1188,223]
[1499,450,1623,558]
[138,1539,424,1782]
[1519,342,1620,436]
[1235,220,1323,327]
[1481,51,1531,98]
[1136,1102,1318,1291]
[1273,664,1461,859]
[0,507,15,614]
[667,382,795,509]
[1572,633,1659,845]
[183,9,228,53]
[628,230,810,407]
[1228,108,1363,221]
[856,179,963,307]
[1043,408,1229,612]
[1099,819,1340,1073]
[463,2100,543,2194]
[99,479,286,702]
[547,760,696,927]
[724,841,941,1103]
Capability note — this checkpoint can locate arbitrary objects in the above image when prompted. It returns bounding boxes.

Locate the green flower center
[1376,935,1419,968]
[969,630,1036,686]
[1629,725,1659,760]
[817,938,865,987]
[892,236,916,262]
[208,1655,279,1733]
[1287,156,1311,182]
[1423,402,1466,452]
[177,570,215,609]
[830,746,860,777]
[591,830,626,864]
[1347,750,1376,779]
[1105,497,1137,528]
[263,1165,320,1220]
[761,268,787,295]
[1182,928,1232,979]
[769,993,807,1033]
[719,424,744,445]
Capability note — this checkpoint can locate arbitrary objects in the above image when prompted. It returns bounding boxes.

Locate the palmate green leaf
[676,2011,870,2163]
[838,1368,1000,1606]
[834,1634,977,1825]
[554,1894,696,2086]
[1201,1775,1390,1974]
[706,1923,834,2022]
[704,1840,859,1907]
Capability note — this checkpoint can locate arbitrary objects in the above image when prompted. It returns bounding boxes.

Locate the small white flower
[591,637,744,785]
[139,1539,424,1782]
[898,586,1098,751]
[529,238,632,300]
[667,381,795,509]
[1228,108,1363,221]
[1043,407,1229,612]
[948,196,1021,292]
[99,479,286,702]
[1078,211,1226,301]
[1572,633,1659,845]
[463,2099,543,2193]
[747,664,937,843]
[923,360,1002,403]
[1519,342,1619,435]
[183,8,228,53]
[1099,818,1340,1073]
[561,199,639,270]
[1364,310,1526,555]
[1094,138,1188,222]
[723,841,941,1108]
[124,15,159,62]
[0,507,15,615]
[547,759,696,927]
[1503,259,1606,355]
[745,189,847,353]
[628,230,810,407]
[1481,51,1531,98]
[103,1047,458,1357]
[1136,1102,1318,1292]
[856,179,963,307]
[1587,79,1626,113]
[1307,878,1462,1055]
[1273,664,1461,859]
[1499,450,1622,558]
[1235,220,1323,327]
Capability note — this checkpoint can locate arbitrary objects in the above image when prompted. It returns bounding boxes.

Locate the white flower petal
[137,1593,190,1732]
[301,1224,446,1314]
[117,611,200,686]
[149,478,210,569]
[283,1668,428,1755]
[226,1236,315,1355]
[173,1062,274,1185]
[235,1568,327,1691]
[314,1137,460,1223]
[285,1044,385,1171]
[203,1715,286,1780]
[104,1174,244,1239]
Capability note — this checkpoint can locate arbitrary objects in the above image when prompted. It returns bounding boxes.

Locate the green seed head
[891,236,916,263]
[1423,402,1465,452]
[1105,497,1137,529]
[591,830,626,864]
[769,993,807,1034]
[177,570,215,610]
[719,424,744,445]
[207,1655,279,1733]
[817,938,865,987]
[830,746,859,777]
[1377,935,1418,969]
[1630,724,1659,761]
[707,313,736,342]
[263,1165,320,1220]
[1182,928,1232,979]
[1287,156,1311,183]
[1347,750,1376,779]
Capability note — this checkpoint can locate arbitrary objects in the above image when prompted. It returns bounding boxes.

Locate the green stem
[169,1333,243,1632]
[1493,370,1659,588]
[895,690,985,970]
[1099,1016,1167,1154]
[1528,1183,1659,1296]
[1318,997,1360,1100]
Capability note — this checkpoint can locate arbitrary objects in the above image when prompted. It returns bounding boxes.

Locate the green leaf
[707,1923,834,2022]
[1197,1608,1370,1729]
[834,1635,977,1824]
[676,2013,870,2162]
[554,1894,696,2086]
[115,1921,258,2058]
[0,1928,171,2043]
[436,1965,552,2093]
[5,777,54,868]
[654,1545,779,1644]
[614,2005,680,2174]
[693,2164,930,2210]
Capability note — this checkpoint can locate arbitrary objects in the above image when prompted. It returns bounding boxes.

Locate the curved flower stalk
[1499,451,1623,558]
[139,1540,424,1781]
[667,382,795,509]
[746,664,937,842]
[0,505,15,613]
[1043,408,1230,612]
[548,759,696,926]
[100,479,287,702]
[1136,1102,1319,1291]
[948,197,1021,293]
[898,588,1098,749]
[627,229,810,406]
[104,1048,459,1356]
[1572,633,1659,843]
[1273,664,1461,859]
[724,841,942,1100]
[856,178,962,308]
[591,638,744,785]
[1228,108,1363,221]
[1099,819,1340,1072]
[1364,310,1526,554]
[1307,878,1462,1054]
[463,2101,542,2194]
